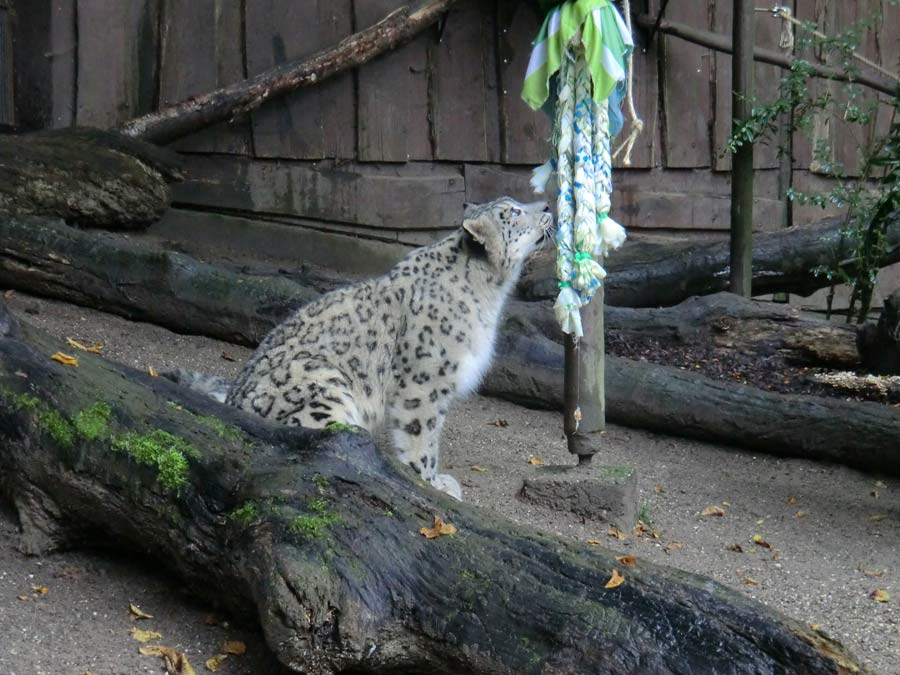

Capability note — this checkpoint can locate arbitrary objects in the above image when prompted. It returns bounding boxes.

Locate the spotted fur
[212,197,550,500]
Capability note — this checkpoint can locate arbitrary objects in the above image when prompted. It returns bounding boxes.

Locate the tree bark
[2,217,895,476]
[518,213,900,306]
[0,129,182,228]
[119,0,460,145]
[0,302,867,675]
[858,288,900,374]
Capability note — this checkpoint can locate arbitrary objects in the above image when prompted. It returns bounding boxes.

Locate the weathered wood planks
[0,4,12,126]
[158,0,249,154]
[245,0,355,160]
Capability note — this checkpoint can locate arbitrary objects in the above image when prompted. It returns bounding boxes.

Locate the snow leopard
[168,197,552,500]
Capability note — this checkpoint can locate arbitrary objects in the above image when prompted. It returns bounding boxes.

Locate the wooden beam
[633,13,896,97]
[730,0,755,298]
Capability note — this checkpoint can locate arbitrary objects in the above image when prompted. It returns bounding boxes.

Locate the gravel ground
[2,292,898,675]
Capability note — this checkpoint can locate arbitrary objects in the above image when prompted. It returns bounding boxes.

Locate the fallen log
[3,217,897,475]
[482,310,900,477]
[0,128,182,228]
[120,0,460,145]
[518,214,900,306]
[0,302,866,674]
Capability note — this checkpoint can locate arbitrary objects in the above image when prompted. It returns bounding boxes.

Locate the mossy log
[0,301,867,674]
[0,129,182,229]
[518,213,900,306]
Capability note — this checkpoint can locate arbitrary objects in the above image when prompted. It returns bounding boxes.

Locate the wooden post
[730,0,755,297]
[565,284,605,464]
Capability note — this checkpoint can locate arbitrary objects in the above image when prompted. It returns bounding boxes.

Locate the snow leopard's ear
[462,205,496,245]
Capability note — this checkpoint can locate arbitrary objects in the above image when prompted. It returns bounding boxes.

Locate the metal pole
[730,0,755,298]
[564,283,604,465]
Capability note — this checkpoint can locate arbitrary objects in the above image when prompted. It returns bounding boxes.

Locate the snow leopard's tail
[161,368,232,404]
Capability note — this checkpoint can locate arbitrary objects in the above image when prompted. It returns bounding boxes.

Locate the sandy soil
[2,292,898,675]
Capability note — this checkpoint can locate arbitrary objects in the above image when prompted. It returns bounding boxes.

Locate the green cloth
[521,0,633,112]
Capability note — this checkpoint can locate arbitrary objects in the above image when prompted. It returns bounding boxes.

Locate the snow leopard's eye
[510,207,522,217]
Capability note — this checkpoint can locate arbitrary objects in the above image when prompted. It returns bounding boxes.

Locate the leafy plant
[727,8,900,323]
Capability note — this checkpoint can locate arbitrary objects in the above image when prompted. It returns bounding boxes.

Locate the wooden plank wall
[8,0,900,305]
[0,0,13,125]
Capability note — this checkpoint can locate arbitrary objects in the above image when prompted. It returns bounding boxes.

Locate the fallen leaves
[220,351,237,362]
[148,366,159,377]
[868,513,888,523]
[752,534,772,549]
[606,527,627,541]
[51,351,79,367]
[16,595,29,601]
[205,655,228,671]
[794,510,808,519]
[66,338,104,354]
[131,627,163,643]
[488,419,509,428]
[419,515,457,539]
[604,569,625,589]
[139,645,197,675]
[130,603,154,620]
[527,457,544,466]
[222,641,247,656]
[615,555,637,568]
[470,465,488,473]
[741,577,760,585]
[663,542,684,555]
[726,543,744,553]
[701,505,725,517]
[31,585,48,595]
[870,589,890,603]
[785,496,799,505]
[586,539,603,546]
[858,564,885,578]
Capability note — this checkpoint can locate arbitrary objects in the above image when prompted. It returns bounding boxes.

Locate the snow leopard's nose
[542,204,551,213]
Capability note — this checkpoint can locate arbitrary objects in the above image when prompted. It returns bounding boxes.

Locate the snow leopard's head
[461,197,552,275]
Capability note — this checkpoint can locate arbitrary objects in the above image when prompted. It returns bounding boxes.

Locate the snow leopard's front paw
[431,473,463,501]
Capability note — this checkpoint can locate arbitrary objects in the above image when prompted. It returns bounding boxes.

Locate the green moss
[638,500,653,527]
[73,402,112,440]
[312,474,329,491]
[289,498,341,539]
[230,501,259,526]
[197,416,243,442]
[9,392,41,412]
[325,422,357,433]
[112,429,197,491]
[39,408,75,447]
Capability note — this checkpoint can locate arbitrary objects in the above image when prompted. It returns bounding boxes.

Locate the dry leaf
[616,555,637,567]
[741,577,760,585]
[31,585,48,595]
[755,519,765,525]
[139,645,197,675]
[51,352,79,367]
[752,534,771,549]
[586,539,603,546]
[795,510,808,518]
[528,457,544,466]
[607,528,627,541]
[654,484,665,494]
[222,641,246,656]
[221,352,236,362]
[419,515,457,539]
[633,521,650,536]
[17,595,29,601]
[131,627,163,643]
[870,589,890,603]
[701,506,725,517]
[869,513,888,522]
[488,419,509,428]
[859,565,885,578]
[786,496,799,505]
[664,542,684,555]
[203,614,219,626]
[148,366,159,377]
[130,603,154,620]
[726,543,744,553]
[722,501,731,507]
[470,465,488,473]
[205,655,228,672]
[66,338,103,354]
[604,568,625,589]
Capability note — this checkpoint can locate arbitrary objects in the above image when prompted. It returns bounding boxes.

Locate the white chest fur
[455,301,503,396]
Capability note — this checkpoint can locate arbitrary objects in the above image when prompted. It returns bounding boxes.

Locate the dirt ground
[2,292,898,675]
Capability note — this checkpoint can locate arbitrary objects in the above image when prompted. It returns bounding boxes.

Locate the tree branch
[119,0,459,145]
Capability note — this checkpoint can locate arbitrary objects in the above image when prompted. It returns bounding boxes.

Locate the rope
[760,5,899,83]
[611,0,644,166]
